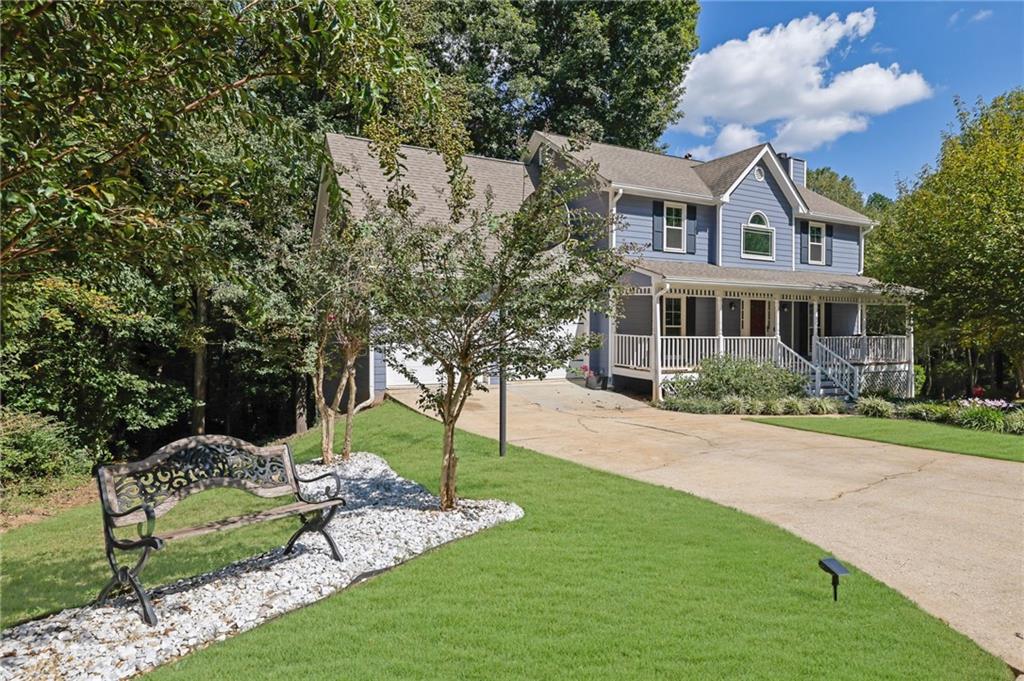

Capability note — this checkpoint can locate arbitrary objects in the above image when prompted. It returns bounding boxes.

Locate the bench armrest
[105,502,158,538]
[295,470,346,505]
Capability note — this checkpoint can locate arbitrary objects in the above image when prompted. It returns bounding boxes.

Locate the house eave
[608,183,719,205]
[795,211,876,228]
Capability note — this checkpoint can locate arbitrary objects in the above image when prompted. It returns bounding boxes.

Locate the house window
[741,211,774,260]
[809,222,825,265]
[664,203,686,252]
[663,297,683,336]
[753,166,765,182]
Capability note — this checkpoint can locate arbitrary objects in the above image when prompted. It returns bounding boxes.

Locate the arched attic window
[741,211,774,260]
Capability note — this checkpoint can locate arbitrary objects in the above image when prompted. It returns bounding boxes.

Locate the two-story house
[317,132,915,404]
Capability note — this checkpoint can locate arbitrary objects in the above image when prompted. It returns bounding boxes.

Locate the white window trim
[741,212,775,261]
[808,220,826,266]
[663,201,687,253]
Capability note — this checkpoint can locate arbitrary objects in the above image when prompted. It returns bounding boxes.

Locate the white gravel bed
[0,453,523,681]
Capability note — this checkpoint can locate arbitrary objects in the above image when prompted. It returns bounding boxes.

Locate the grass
[1,402,1010,680]
[749,416,1024,463]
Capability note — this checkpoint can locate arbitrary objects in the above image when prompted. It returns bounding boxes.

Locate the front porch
[608,283,914,400]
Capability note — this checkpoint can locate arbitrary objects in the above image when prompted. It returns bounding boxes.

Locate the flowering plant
[957,397,1014,411]
[971,385,985,397]
[579,364,595,379]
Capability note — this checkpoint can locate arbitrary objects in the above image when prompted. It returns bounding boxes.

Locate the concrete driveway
[389,380,1024,670]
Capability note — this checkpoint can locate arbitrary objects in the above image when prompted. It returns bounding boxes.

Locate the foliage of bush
[1005,410,1024,435]
[807,397,842,415]
[952,405,1005,432]
[662,356,807,401]
[781,397,810,416]
[660,394,843,417]
[0,408,92,492]
[856,396,896,418]
[899,402,951,422]
[660,397,722,414]
[914,364,927,396]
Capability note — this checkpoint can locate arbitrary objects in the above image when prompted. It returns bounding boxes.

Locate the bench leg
[285,506,342,562]
[97,541,159,626]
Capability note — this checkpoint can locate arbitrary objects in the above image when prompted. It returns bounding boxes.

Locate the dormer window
[741,211,774,261]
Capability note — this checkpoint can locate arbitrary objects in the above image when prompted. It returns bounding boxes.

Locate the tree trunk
[342,366,357,459]
[1012,352,1024,399]
[439,419,458,510]
[294,373,308,435]
[314,348,334,464]
[191,287,208,435]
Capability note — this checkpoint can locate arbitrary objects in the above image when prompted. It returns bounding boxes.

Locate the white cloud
[948,9,963,26]
[675,8,932,154]
[969,9,993,23]
[870,42,894,54]
[689,123,764,159]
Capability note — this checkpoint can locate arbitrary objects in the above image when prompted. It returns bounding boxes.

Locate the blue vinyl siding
[588,311,609,376]
[372,349,387,393]
[795,221,861,274]
[790,158,806,186]
[720,161,793,269]
[615,193,715,262]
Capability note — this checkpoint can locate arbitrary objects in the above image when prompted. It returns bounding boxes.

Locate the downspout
[858,223,876,275]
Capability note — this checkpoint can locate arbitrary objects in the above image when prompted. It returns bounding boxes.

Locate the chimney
[778,153,806,187]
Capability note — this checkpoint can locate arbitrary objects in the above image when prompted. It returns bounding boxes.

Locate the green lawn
[749,416,1024,462]
[1,402,1010,680]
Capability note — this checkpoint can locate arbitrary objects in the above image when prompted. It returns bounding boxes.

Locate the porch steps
[814,376,850,400]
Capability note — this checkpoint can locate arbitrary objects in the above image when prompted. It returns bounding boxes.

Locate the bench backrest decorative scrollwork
[96,435,299,527]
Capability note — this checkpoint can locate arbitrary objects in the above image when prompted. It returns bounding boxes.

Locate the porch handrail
[814,339,860,400]
[819,335,908,364]
[662,336,717,371]
[774,340,818,387]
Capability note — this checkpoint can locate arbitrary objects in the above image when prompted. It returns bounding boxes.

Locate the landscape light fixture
[819,557,849,601]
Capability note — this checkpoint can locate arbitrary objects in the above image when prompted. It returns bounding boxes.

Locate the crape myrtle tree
[376,149,631,510]
[301,215,384,464]
[868,90,1024,395]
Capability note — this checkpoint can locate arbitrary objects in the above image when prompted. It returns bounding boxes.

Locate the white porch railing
[723,336,775,363]
[661,336,718,371]
[818,335,908,364]
[814,340,860,400]
[614,334,650,370]
[775,341,818,386]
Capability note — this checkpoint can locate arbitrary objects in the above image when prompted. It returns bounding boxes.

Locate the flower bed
[661,395,843,416]
[855,396,1024,434]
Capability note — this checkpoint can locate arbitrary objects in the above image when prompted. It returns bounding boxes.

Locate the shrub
[856,396,895,418]
[720,396,746,415]
[914,364,926,396]
[744,399,766,416]
[900,402,951,422]
[0,408,91,492]
[660,397,722,414]
[781,396,810,415]
[662,356,806,401]
[807,397,842,415]
[1004,410,1024,435]
[762,399,786,415]
[954,405,1005,432]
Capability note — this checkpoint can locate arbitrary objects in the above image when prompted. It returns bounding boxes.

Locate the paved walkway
[389,380,1024,669]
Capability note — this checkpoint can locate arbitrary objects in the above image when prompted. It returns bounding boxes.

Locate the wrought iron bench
[95,435,345,625]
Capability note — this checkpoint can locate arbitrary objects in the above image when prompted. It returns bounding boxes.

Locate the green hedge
[661,395,842,417]
[662,356,807,401]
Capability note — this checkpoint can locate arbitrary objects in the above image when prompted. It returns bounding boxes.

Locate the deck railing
[774,341,818,387]
[818,335,908,364]
[723,336,775,363]
[614,334,650,370]
[813,340,860,400]
[661,336,718,370]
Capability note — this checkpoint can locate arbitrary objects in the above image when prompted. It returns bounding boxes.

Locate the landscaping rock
[0,453,523,681]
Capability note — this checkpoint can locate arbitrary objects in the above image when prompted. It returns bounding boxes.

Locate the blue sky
[659,2,1024,198]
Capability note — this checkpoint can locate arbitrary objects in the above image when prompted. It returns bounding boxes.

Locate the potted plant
[581,364,607,390]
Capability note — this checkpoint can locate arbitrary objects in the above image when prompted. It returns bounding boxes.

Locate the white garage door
[385,348,444,387]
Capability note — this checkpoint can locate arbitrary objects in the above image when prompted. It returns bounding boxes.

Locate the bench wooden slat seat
[94,435,345,626]
[157,499,344,542]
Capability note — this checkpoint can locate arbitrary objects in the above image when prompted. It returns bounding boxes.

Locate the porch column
[811,297,820,363]
[652,291,662,401]
[773,296,781,338]
[858,302,867,336]
[608,314,617,385]
[715,294,724,355]
[906,307,915,398]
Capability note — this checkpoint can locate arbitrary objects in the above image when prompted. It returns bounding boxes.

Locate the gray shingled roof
[691,145,765,196]
[796,185,872,224]
[533,131,715,199]
[633,258,895,295]
[326,134,536,223]
[532,132,872,225]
